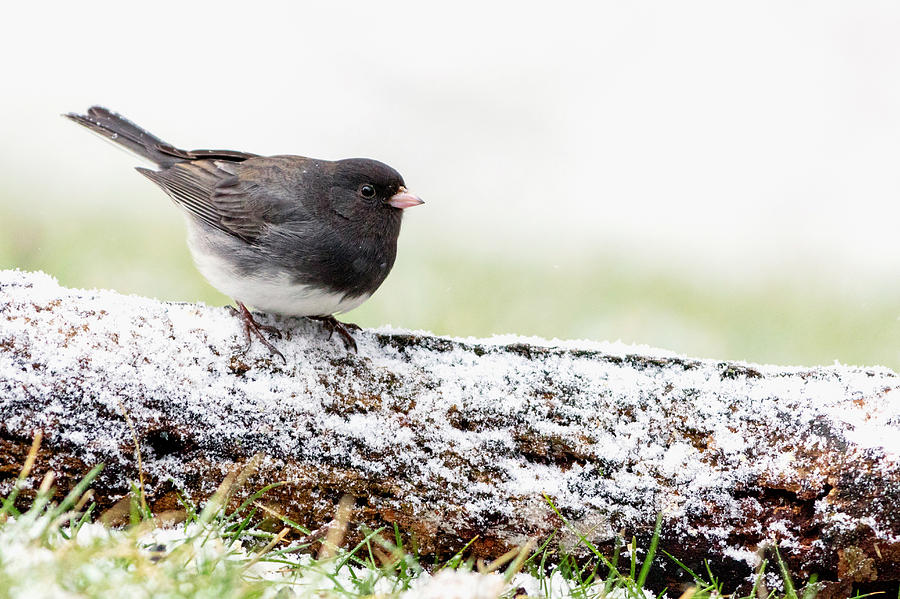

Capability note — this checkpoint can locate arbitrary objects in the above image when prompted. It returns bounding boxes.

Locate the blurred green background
[2,198,897,371]
[2,2,899,371]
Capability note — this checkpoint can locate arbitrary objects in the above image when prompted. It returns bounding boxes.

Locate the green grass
[1,204,898,371]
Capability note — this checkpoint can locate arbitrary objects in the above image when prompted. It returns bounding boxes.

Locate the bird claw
[230,302,286,364]
[228,305,357,357]
[308,316,359,353]
[255,322,282,339]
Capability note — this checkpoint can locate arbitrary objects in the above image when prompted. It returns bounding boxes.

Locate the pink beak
[388,187,424,209]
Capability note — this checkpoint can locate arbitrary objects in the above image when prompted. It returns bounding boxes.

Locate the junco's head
[329,158,423,223]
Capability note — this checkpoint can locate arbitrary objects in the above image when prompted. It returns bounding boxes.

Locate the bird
[65,106,423,362]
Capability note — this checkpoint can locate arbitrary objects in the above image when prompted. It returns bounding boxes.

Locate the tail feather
[65,106,180,168]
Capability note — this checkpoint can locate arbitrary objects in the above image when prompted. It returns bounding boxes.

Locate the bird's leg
[227,304,283,338]
[228,302,286,363]
[308,315,359,353]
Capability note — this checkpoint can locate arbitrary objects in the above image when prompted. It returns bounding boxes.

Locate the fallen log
[0,269,897,595]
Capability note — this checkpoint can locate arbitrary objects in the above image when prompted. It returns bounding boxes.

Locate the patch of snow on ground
[1,269,898,579]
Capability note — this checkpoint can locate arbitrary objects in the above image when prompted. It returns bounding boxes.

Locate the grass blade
[636,512,664,589]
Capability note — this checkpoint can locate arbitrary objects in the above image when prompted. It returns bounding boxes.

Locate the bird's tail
[65,106,181,168]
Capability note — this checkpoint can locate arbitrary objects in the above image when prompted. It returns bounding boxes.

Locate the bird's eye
[359,184,376,199]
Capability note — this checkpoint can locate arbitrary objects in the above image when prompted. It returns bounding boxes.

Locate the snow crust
[1,269,898,570]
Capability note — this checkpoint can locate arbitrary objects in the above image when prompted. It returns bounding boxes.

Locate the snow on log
[0,269,898,594]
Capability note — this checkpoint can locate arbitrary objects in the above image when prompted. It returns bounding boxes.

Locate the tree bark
[1,269,898,596]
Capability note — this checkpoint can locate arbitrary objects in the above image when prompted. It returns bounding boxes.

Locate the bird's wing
[137,158,307,243]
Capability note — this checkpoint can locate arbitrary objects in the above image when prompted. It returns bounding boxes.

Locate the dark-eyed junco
[66,106,422,361]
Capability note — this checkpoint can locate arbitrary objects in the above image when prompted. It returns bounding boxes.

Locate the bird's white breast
[186,227,369,317]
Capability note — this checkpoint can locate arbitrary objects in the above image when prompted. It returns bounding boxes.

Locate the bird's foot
[308,315,359,353]
[229,302,286,364]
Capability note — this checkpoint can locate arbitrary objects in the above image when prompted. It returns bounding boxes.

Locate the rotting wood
[0,269,898,595]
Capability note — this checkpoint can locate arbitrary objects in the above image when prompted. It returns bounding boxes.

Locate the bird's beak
[388,187,424,209]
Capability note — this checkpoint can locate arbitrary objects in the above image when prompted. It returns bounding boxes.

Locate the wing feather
[136,161,266,242]
[136,156,317,243]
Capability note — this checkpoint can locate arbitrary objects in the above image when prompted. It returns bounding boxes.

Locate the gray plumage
[65,106,422,344]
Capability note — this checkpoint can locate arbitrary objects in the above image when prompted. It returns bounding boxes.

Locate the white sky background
[1,1,898,283]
